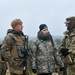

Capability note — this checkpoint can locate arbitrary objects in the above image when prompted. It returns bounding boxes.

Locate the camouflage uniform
[0,45,7,75]
[60,16,75,75]
[1,19,27,75]
[29,30,62,75]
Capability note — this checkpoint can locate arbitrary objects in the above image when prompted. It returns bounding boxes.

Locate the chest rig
[10,34,25,59]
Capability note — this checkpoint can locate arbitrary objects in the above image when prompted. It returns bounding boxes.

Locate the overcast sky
[0,0,75,38]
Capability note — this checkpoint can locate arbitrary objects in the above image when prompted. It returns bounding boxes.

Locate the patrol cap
[65,20,70,24]
[65,16,75,24]
[11,18,23,28]
[39,24,48,31]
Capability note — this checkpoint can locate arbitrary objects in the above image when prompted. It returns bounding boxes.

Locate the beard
[37,31,51,40]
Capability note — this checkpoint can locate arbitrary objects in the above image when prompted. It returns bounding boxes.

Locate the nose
[66,24,68,27]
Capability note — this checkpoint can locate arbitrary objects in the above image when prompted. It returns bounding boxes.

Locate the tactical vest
[10,33,25,59]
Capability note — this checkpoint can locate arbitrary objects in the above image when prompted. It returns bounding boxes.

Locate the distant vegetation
[55,38,62,46]
[0,36,63,46]
[29,36,63,46]
[53,36,63,46]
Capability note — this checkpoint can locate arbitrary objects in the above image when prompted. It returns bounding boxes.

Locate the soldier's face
[41,29,49,34]
[66,23,69,28]
[15,24,23,31]
[66,23,74,30]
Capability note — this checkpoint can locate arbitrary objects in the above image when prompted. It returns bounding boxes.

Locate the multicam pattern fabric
[61,28,75,75]
[0,59,7,75]
[30,37,62,74]
[1,29,25,74]
[0,45,7,75]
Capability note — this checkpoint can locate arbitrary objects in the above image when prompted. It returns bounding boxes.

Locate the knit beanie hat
[39,24,48,31]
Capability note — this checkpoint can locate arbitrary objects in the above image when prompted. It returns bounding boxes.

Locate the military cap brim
[64,20,70,24]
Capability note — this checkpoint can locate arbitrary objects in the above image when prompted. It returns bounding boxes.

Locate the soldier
[1,18,27,75]
[29,24,65,75]
[60,16,75,75]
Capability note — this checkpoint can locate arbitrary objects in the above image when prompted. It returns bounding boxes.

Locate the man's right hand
[60,48,69,56]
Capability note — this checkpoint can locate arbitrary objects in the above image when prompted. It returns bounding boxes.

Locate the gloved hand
[60,48,69,56]
[60,63,67,71]
[32,69,37,73]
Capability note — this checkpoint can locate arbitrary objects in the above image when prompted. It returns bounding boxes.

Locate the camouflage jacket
[29,37,62,74]
[1,29,25,74]
[60,28,75,64]
[61,28,75,54]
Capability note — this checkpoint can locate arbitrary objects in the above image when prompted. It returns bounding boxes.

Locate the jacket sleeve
[1,34,14,64]
[29,40,37,69]
[52,39,63,66]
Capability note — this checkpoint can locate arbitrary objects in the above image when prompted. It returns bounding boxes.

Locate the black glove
[60,63,67,71]
[60,48,69,56]
[32,69,37,73]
